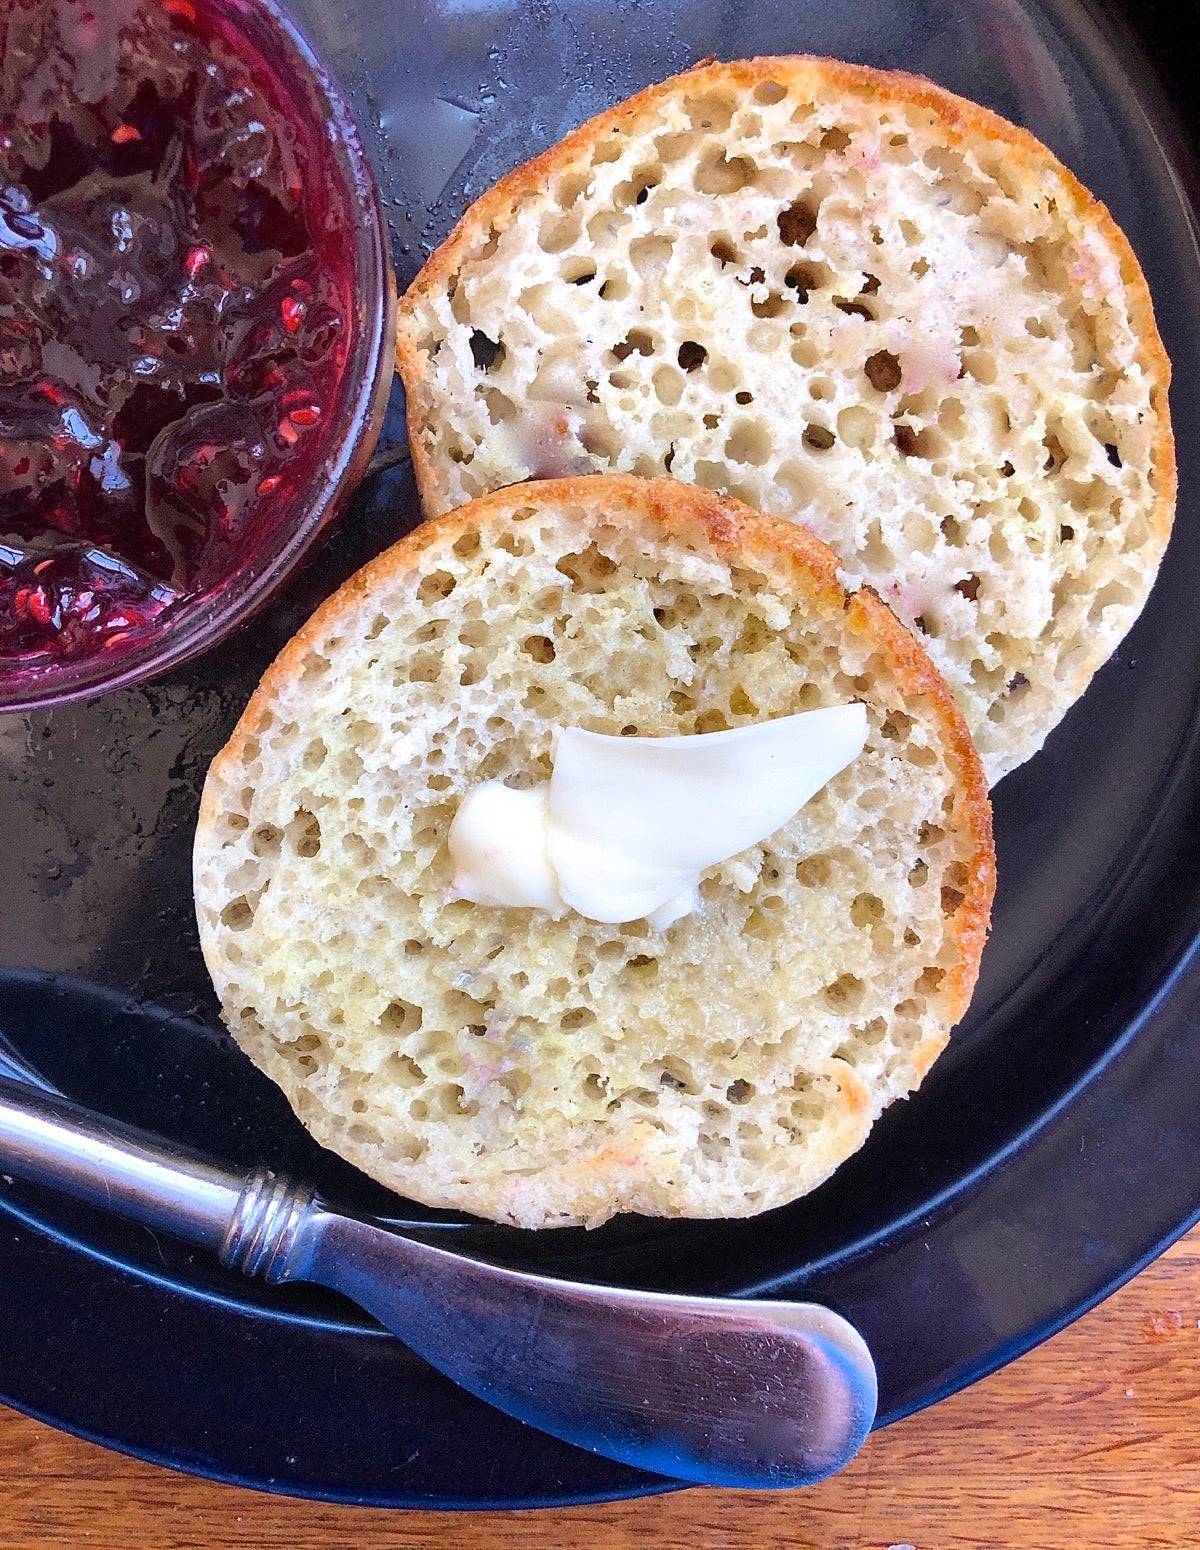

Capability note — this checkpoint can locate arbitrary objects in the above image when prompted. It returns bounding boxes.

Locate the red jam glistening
[0,0,353,670]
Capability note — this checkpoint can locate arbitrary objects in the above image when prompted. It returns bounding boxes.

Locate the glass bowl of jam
[0,0,396,711]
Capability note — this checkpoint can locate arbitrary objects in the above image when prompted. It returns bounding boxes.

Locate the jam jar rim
[0,0,399,714]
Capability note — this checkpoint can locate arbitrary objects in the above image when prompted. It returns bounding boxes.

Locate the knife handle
[0,1073,311,1279]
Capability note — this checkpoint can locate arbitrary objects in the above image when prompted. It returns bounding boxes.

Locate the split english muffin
[394,55,1176,785]
[194,476,994,1229]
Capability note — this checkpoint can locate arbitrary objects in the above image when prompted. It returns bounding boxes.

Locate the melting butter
[447,705,868,930]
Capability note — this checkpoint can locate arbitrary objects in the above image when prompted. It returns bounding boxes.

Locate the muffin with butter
[193,476,994,1228]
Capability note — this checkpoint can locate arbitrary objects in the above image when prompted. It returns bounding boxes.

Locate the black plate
[3,0,1200,1510]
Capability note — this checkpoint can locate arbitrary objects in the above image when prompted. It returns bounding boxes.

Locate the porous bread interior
[396,57,1174,785]
[194,481,992,1229]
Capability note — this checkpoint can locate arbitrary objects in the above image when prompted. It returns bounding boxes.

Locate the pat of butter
[447,705,868,930]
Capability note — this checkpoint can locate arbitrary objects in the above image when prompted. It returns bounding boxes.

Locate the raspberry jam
[0,0,357,680]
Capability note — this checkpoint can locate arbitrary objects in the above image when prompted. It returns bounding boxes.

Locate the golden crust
[197,475,995,1227]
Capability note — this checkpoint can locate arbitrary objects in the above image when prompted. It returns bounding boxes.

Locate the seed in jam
[0,540,179,663]
[0,0,353,670]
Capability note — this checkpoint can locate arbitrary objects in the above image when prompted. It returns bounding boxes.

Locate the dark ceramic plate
[2,0,1200,1510]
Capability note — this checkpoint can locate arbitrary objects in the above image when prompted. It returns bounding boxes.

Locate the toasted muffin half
[395,56,1175,784]
[195,476,994,1228]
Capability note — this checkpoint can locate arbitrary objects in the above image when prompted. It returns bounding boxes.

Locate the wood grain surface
[2,1225,1198,1549]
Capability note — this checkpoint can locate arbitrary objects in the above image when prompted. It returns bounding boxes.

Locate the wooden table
[2,1224,1198,1549]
